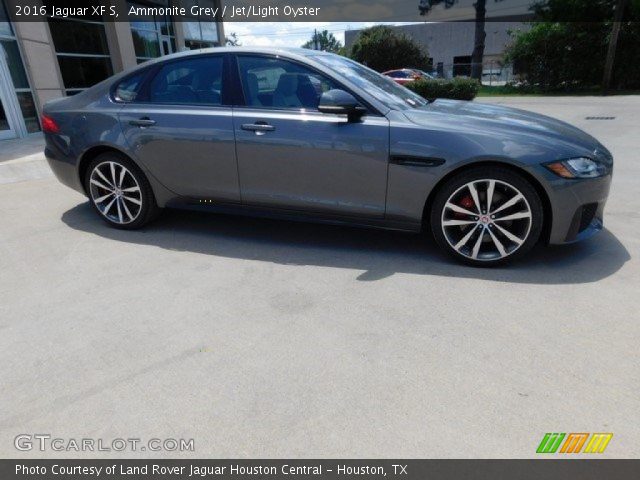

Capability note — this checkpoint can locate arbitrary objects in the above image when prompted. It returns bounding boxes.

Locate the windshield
[311,54,428,110]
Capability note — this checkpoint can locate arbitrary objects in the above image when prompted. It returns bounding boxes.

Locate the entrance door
[0,44,18,140]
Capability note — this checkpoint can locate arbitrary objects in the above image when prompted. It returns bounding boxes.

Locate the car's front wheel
[84,152,160,229]
[430,166,543,266]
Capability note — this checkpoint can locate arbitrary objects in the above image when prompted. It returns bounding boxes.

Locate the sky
[223,22,422,48]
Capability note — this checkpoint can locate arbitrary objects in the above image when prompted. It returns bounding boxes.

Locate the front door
[0,44,18,140]
[119,54,240,201]
[233,54,389,218]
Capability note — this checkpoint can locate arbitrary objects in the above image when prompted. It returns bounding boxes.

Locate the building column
[215,0,225,46]
[105,0,137,72]
[6,0,65,115]
[173,20,186,52]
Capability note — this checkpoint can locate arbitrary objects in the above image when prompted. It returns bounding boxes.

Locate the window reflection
[128,1,176,62]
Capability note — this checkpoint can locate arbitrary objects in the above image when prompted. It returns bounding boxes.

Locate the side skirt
[165,198,423,233]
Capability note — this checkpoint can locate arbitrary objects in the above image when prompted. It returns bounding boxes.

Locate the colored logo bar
[537,433,612,454]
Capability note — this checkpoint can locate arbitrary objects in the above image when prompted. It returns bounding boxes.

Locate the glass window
[199,22,218,42]
[182,0,219,49]
[132,29,161,59]
[45,8,112,95]
[57,56,113,89]
[149,56,224,105]
[0,99,9,131]
[128,1,176,62]
[48,18,110,55]
[16,92,39,133]
[237,56,340,110]
[0,0,12,37]
[1,40,29,89]
[0,4,41,134]
[312,54,428,110]
[183,21,218,47]
[114,71,146,102]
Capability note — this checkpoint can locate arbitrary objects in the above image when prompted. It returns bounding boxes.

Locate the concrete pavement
[0,134,49,185]
[0,96,638,458]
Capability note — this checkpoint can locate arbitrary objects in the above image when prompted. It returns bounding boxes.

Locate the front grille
[579,203,598,232]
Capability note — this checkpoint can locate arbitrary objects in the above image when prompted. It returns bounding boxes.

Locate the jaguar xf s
[43,47,613,266]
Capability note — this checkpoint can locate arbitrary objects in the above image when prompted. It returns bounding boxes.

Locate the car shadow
[62,203,630,284]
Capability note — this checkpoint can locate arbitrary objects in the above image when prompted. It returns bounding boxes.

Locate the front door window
[237,55,339,110]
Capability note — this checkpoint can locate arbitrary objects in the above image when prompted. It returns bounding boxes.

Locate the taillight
[41,114,60,134]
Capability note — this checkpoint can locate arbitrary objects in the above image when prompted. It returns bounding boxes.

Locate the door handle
[241,122,275,132]
[129,117,156,127]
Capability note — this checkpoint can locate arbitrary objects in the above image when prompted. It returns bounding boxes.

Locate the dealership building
[345,0,534,79]
[0,0,225,141]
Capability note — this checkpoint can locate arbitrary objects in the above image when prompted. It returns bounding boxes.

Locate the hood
[403,99,603,154]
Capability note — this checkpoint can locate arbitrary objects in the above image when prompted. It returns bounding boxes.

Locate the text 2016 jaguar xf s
[43,47,613,266]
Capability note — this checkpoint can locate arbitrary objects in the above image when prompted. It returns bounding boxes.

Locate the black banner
[6,0,635,23]
[2,460,640,480]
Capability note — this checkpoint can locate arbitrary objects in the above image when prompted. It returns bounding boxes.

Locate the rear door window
[114,71,147,102]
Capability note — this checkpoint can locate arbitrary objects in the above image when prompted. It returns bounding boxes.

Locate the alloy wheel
[440,179,533,262]
[88,161,142,225]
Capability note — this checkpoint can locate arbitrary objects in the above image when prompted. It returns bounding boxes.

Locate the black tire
[84,152,161,229]
[430,166,544,267]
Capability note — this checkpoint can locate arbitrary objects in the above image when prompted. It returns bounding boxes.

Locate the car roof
[158,46,331,60]
[122,46,333,74]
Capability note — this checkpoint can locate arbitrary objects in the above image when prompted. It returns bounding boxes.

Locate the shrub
[406,78,480,101]
[503,0,640,91]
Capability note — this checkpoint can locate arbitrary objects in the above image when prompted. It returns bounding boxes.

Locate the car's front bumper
[535,166,612,245]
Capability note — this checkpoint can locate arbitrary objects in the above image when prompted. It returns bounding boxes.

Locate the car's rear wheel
[84,152,160,229]
[430,166,543,266]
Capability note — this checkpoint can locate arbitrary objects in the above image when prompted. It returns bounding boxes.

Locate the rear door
[119,54,239,201]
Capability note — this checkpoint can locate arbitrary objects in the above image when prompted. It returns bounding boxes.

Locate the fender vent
[390,156,445,167]
[585,116,615,120]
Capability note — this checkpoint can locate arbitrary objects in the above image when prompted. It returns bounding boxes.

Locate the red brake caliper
[455,195,475,218]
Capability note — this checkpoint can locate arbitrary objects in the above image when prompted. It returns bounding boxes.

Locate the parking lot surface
[1,96,638,458]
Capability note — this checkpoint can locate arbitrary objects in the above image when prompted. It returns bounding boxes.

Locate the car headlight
[545,157,607,179]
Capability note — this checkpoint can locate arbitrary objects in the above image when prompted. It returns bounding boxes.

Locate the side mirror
[318,89,367,122]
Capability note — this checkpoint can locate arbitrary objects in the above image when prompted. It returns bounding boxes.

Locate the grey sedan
[43,47,612,266]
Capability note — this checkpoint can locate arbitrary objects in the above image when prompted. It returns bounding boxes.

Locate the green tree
[504,0,640,91]
[302,30,343,53]
[349,25,429,72]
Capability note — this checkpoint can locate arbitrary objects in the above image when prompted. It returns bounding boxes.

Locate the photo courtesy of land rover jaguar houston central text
[43,47,613,266]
